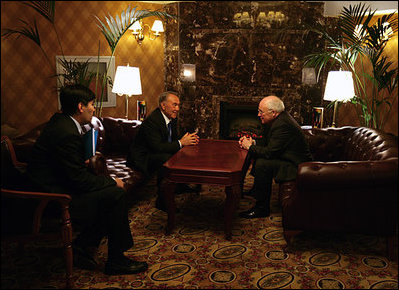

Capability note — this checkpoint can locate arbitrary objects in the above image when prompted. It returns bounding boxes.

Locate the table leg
[224,184,241,240]
[163,181,176,235]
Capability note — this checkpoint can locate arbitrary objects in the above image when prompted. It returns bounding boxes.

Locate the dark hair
[60,84,95,115]
[158,91,179,106]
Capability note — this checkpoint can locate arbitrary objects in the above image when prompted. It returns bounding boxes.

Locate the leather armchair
[279,126,398,259]
[1,135,73,289]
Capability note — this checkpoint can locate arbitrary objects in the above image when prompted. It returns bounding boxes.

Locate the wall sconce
[302,67,317,85]
[129,19,164,44]
[112,65,142,119]
[233,12,253,27]
[181,64,196,82]
[323,71,355,127]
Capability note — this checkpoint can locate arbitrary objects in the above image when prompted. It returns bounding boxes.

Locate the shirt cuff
[178,140,182,148]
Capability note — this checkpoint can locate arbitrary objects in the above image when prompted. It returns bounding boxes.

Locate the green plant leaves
[2,19,41,46]
[22,1,55,24]
[304,3,398,130]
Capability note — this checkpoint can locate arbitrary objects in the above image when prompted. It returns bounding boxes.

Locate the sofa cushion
[100,117,142,156]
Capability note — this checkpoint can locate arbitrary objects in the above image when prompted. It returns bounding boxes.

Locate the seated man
[127,91,199,210]
[26,84,148,275]
[239,95,312,218]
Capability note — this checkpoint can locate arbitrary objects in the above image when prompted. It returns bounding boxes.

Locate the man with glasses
[238,95,312,218]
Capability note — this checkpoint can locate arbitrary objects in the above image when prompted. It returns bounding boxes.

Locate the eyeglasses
[258,108,273,115]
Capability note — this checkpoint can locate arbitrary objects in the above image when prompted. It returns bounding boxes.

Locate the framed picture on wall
[55,55,116,108]
[312,107,324,128]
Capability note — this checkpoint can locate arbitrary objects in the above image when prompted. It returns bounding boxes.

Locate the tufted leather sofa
[279,126,398,259]
[88,117,146,193]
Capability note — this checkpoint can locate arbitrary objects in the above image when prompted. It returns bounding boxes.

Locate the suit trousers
[148,153,173,187]
[70,186,133,258]
[252,158,294,210]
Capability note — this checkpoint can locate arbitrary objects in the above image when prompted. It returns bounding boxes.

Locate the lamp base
[125,95,129,119]
[331,101,338,128]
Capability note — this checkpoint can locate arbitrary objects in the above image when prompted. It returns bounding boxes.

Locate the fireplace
[219,101,262,140]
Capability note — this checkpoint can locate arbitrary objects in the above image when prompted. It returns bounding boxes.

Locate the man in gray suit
[239,95,312,219]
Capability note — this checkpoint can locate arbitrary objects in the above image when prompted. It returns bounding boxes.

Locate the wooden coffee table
[162,139,250,240]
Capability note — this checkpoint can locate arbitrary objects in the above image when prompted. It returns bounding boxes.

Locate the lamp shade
[129,21,142,33]
[151,20,164,33]
[112,66,142,96]
[323,71,355,102]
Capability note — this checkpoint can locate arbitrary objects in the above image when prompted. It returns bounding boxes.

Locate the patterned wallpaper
[1,1,168,135]
[1,1,397,137]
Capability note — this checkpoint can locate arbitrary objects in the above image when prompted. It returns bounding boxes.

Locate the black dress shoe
[73,246,98,270]
[104,256,148,275]
[239,206,270,219]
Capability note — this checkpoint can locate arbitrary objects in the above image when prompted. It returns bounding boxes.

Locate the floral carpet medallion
[1,173,398,289]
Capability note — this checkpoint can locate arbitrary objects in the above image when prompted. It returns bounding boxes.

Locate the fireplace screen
[220,102,262,140]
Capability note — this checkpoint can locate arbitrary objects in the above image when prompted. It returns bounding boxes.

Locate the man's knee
[253,158,273,172]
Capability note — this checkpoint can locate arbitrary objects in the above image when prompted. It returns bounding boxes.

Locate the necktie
[167,122,172,142]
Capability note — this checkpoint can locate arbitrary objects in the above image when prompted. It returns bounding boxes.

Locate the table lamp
[323,71,355,127]
[112,65,142,119]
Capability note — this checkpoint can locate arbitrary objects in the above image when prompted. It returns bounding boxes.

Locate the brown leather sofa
[10,116,146,194]
[90,116,146,193]
[279,126,398,259]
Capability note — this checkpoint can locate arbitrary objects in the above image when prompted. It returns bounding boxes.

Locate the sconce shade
[112,66,142,96]
[151,20,164,34]
[323,71,355,102]
[181,64,196,82]
[130,21,142,34]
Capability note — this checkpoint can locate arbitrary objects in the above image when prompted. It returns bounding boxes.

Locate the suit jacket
[249,111,313,182]
[127,108,181,176]
[27,113,116,195]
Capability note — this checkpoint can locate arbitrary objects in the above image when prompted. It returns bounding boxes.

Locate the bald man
[239,96,312,218]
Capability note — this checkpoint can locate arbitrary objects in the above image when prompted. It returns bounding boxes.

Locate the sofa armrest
[296,159,398,190]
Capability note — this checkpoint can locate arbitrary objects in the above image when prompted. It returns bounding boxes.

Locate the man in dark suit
[27,84,148,275]
[238,95,312,219]
[127,91,199,210]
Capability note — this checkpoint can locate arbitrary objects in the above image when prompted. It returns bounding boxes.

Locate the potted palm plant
[303,3,398,130]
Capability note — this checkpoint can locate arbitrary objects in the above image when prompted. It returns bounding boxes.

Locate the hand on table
[239,136,254,150]
[180,132,199,146]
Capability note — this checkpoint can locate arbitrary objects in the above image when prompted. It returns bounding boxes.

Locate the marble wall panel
[164,1,326,139]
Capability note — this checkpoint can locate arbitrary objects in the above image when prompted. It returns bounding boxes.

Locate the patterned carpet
[1,172,398,289]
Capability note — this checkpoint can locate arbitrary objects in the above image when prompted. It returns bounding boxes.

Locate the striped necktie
[167,122,172,142]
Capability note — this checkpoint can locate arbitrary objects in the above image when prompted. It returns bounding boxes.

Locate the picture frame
[137,100,147,121]
[312,107,324,128]
[55,55,116,108]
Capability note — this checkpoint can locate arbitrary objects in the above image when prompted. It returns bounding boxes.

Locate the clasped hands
[180,130,200,146]
[239,136,254,150]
